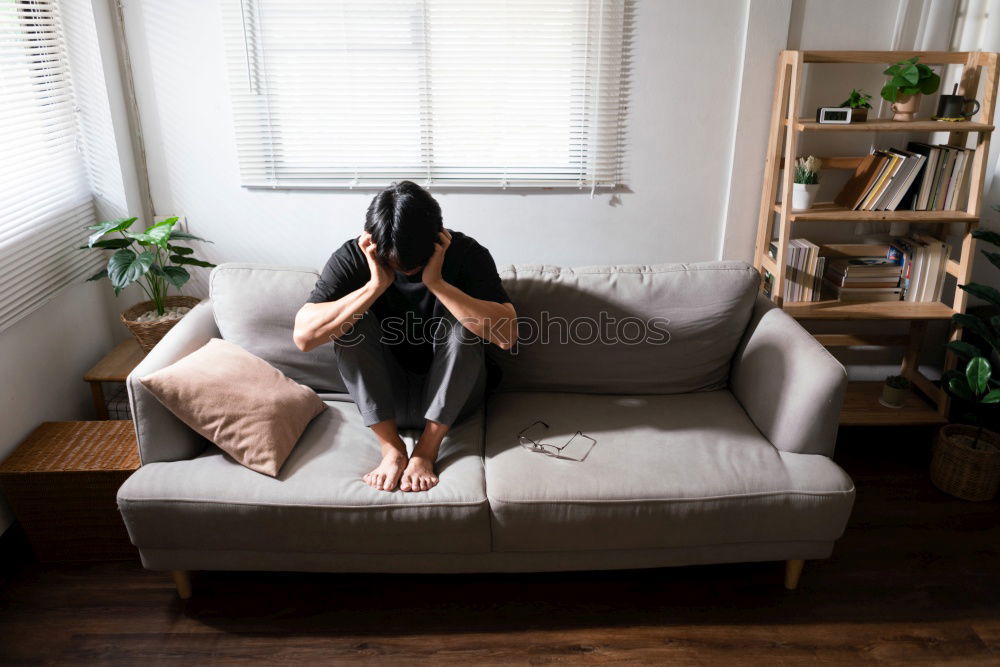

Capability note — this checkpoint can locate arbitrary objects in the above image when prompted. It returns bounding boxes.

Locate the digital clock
[816,107,854,124]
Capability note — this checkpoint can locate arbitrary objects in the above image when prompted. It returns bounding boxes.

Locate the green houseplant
[881,56,940,121]
[933,205,1000,500]
[791,156,821,210]
[838,89,872,122]
[83,216,215,352]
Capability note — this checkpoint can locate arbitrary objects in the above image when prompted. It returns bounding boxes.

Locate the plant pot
[121,295,202,353]
[930,424,1000,501]
[879,383,908,408]
[891,93,922,121]
[850,107,869,123]
[791,183,819,210]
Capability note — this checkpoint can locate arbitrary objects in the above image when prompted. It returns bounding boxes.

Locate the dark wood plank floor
[1,427,999,665]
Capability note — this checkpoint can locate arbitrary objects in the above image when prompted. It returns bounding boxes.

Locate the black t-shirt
[307,230,510,374]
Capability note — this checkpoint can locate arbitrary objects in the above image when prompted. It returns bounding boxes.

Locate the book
[917,145,942,209]
[861,150,902,210]
[885,151,926,210]
[823,280,904,301]
[826,256,903,277]
[942,146,968,210]
[872,149,914,210]
[899,142,934,210]
[929,146,955,210]
[833,151,890,210]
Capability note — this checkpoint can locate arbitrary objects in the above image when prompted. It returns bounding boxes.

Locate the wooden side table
[83,338,145,419]
[0,421,140,561]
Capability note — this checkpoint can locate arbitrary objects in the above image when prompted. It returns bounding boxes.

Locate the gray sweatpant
[334,311,488,430]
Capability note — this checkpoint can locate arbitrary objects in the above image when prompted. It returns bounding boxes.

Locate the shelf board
[792,118,994,132]
[839,381,946,426]
[782,299,955,320]
[773,202,978,222]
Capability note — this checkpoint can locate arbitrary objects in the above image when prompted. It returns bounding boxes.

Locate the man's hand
[359,232,393,294]
[421,229,451,291]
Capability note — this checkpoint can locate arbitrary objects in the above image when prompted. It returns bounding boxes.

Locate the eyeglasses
[517,420,596,462]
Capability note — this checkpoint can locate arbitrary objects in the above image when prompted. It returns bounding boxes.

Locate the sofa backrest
[489,261,759,394]
[210,264,345,393]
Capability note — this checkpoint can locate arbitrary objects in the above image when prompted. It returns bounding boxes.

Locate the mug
[936,94,981,120]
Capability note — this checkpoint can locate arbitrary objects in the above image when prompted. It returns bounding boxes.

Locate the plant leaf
[966,357,991,396]
[86,269,108,282]
[162,265,190,288]
[983,389,1000,404]
[80,238,132,250]
[170,256,215,268]
[107,249,153,290]
[881,83,898,102]
[982,251,1000,272]
[972,229,1000,248]
[87,217,137,247]
[167,245,194,256]
[959,283,1000,309]
[143,219,176,247]
[947,340,984,360]
[919,72,940,94]
[947,376,974,401]
[169,231,212,243]
[900,63,919,85]
[951,313,994,340]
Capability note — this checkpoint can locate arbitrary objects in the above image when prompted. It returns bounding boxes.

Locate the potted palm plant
[881,56,941,121]
[838,89,872,122]
[935,208,1000,500]
[83,216,215,352]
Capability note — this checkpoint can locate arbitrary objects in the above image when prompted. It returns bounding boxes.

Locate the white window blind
[224,0,631,189]
[0,0,102,332]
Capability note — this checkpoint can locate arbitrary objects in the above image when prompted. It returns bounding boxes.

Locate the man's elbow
[292,328,314,352]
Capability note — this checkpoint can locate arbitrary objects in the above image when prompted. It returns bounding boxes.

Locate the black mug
[936,94,981,120]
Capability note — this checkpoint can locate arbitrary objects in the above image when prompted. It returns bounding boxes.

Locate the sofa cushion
[491,261,759,394]
[117,401,490,555]
[483,391,855,552]
[210,263,345,393]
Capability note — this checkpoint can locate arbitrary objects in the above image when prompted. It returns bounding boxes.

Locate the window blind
[0,0,102,332]
[224,0,631,189]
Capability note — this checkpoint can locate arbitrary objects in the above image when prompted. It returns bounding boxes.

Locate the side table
[83,338,145,419]
[0,421,140,561]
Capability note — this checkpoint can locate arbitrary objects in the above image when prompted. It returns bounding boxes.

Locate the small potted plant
[880,374,910,408]
[792,156,821,210]
[838,89,872,122]
[83,216,215,352]
[881,56,940,121]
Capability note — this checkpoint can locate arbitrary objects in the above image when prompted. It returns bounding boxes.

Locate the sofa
[117,261,855,597]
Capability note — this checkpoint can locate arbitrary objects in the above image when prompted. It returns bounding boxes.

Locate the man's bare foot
[399,455,439,492]
[363,451,407,491]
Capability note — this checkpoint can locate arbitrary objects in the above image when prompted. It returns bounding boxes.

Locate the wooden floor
[1,428,999,665]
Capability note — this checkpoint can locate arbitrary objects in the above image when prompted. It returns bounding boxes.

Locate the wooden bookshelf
[754,50,999,425]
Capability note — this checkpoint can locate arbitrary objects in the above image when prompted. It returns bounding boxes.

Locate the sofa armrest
[730,296,847,457]
[127,299,219,465]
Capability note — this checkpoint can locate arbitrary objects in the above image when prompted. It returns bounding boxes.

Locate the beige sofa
[117,261,855,597]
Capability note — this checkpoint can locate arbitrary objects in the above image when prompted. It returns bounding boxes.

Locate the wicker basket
[930,424,1000,502]
[121,295,202,353]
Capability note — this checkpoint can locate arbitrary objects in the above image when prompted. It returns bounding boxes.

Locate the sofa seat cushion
[484,391,855,552]
[117,401,490,555]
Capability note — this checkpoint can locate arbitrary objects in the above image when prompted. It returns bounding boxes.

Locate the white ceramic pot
[792,183,819,210]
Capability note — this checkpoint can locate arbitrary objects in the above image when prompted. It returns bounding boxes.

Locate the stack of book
[764,239,824,302]
[891,234,952,302]
[823,256,903,301]
[834,142,971,212]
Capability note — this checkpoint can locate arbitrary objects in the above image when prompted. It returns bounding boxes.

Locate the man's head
[364,181,443,274]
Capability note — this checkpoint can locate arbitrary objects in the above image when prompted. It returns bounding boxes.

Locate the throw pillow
[139,338,326,476]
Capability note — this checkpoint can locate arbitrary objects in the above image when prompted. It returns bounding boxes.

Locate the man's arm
[423,230,517,350]
[293,234,392,352]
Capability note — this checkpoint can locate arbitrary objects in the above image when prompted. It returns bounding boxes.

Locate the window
[0,0,110,331]
[225,0,631,189]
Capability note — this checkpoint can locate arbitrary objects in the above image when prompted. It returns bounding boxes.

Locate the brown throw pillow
[139,338,326,476]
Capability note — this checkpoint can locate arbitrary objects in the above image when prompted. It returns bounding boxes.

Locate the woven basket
[121,295,201,353]
[930,424,1000,502]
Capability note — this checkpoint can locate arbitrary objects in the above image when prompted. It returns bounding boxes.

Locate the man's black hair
[364,180,443,271]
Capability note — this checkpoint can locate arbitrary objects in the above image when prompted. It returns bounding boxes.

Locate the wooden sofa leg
[784,559,805,590]
[171,570,192,599]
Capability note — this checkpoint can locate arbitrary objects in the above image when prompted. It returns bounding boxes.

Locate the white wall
[120,0,752,278]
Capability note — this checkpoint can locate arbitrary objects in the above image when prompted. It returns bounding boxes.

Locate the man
[293,181,516,493]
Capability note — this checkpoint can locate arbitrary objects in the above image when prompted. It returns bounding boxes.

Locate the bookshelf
[754,50,999,425]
